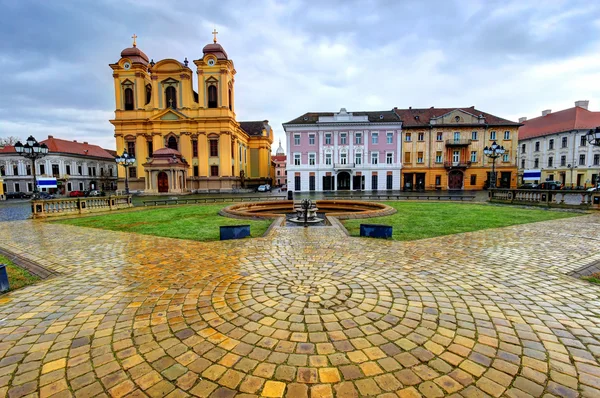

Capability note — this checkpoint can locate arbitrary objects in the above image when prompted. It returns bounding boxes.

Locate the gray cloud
[0,0,599,150]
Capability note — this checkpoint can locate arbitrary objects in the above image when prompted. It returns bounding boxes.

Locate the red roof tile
[272,155,286,161]
[393,106,520,128]
[518,106,600,140]
[41,136,115,159]
[0,146,15,153]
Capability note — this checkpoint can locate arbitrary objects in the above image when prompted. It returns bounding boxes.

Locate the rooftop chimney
[83,142,88,145]
[48,135,53,139]
[575,100,589,110]
[542,109,552,116]
[518,117,527,123]
[73,140,77,142]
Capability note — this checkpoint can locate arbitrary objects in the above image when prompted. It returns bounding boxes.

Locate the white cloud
[1,0,600,154]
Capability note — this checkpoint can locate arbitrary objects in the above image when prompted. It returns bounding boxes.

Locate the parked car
[538,181,563,190]
[588,186,599,192]
[69,190,85,197]
[518,183,538,189]
[6,192,31,199]
[35,192,56,200]
[85,190,102,197]
[257,184,271,192]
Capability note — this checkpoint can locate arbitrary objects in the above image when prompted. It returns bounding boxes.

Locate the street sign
[523,169,541,181]
[37,177,57,188]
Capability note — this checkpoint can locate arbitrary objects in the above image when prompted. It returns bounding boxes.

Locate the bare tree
[0,136,21,146]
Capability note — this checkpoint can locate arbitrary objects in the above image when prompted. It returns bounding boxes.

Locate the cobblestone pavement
[0,214,600,398]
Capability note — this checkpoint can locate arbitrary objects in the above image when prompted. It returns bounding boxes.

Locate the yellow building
[394,107,521,190]
[109,33,273,193]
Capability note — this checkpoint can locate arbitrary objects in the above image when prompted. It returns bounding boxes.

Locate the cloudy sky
[1,0,600,152]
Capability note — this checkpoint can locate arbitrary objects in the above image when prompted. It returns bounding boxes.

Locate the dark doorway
[158,172,169,193]
[309,176,315,191]
[500,172,511,188]
[403,173,414,191]
[448,170,463,190]
[294,176,301,191]
[371,175,378,191]
[337,172,350,190]
[415,173,426,191]
[323,176,333,191]
[353,176,364,190]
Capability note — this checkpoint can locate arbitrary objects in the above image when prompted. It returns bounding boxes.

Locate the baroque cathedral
[109,32,273,193]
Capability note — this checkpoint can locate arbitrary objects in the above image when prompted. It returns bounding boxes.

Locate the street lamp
[483,141,506,189]
[14,136,49,197]
[115,151,136,194]
[587,127,600,188]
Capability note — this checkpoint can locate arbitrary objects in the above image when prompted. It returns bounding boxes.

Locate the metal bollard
[0,264,9,292]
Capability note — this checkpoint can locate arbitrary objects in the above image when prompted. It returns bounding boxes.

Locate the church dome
[276,140,285,156]
[203,43,228,60]
[121,46,149,65]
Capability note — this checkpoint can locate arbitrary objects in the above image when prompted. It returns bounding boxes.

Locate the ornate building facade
[283,109,403,192]
[518,101,600,188]
[110,33,273,193]
[395,107,520,190]
[283,107,520,192]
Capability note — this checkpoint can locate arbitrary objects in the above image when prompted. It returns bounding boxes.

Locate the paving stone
[0,215,599,397]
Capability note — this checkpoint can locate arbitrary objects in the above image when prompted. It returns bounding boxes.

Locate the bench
[220,225,251,240]
[359,224,393,239]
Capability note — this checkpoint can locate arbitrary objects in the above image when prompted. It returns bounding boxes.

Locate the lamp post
[14,136,49,197]
[115,151,136,194]
[587,127,600,189]
[483,141,506,189]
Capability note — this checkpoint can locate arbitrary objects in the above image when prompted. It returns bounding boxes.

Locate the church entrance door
[158,172,169,193]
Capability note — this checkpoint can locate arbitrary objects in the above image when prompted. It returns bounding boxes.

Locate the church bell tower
[193,29,236,115]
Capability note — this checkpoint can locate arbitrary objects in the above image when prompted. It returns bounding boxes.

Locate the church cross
[212,28,218,43]
[132,33,138,47]
[168,98,174,108]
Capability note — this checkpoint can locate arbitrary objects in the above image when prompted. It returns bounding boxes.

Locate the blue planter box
[360,224,392,239]
[220,225,251,240]
[0,264,9,292]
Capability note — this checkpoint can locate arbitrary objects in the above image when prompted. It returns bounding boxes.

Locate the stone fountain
[288,199,324,227]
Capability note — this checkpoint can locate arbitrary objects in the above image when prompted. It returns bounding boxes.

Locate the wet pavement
[0,214,599,397]
[0,201,31,222]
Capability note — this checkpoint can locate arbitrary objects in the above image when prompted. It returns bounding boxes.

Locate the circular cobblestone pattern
[0,216,599,397]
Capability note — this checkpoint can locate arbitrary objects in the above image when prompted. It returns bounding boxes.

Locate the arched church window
[208,85,218,108]
[228,88,232,111]
[145,84,152,105]
[165,86,177,109]
[167,136,178,150]
[124,88,134,110]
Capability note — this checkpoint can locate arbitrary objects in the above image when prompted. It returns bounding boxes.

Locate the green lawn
[54,204,273,242]
[343,202,581,241]
[0,255,40,292]
[583,273,600,285]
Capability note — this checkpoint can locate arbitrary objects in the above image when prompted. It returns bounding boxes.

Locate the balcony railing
[444,161,472,169]
[334,163,355,170]
[446,139,472,146]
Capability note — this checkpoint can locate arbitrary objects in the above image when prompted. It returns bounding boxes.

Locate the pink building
[283,108,403,191]
[272,140,286,186]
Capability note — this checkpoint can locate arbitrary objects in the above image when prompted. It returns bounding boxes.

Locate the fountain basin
[219,200,396,221]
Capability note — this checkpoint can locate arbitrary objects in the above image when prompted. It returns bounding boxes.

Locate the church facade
[109,33,273,193]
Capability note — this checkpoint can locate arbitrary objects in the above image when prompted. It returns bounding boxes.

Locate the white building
[282,108,403,192]
[0,136,117,195]
[518,101,600,187]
